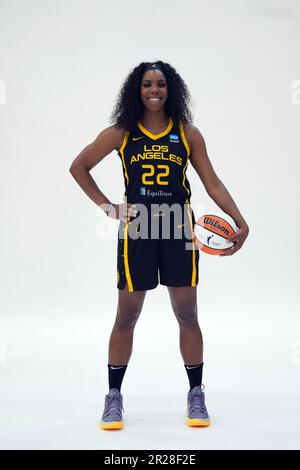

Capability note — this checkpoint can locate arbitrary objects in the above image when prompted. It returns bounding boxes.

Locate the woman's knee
[173,303,198,327]
[115,305,142,329]
[115,288,146,329]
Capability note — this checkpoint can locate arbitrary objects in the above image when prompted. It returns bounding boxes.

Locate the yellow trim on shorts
[186,201,197,287]
[124,219,134,292]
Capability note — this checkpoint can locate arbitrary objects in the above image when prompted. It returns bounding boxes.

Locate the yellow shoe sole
[99,420,124,430]
[186,417,211,427]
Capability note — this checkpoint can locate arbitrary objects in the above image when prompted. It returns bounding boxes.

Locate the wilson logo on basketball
[194,214,237,256]
[204,216,230,236]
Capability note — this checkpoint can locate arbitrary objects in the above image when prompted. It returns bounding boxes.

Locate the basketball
[194,213,237,255]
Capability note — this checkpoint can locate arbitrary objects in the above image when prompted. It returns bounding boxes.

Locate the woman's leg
[100,286,147,429]
[167,286,210,426]
[108,284,147,364]
[167,286,203,364]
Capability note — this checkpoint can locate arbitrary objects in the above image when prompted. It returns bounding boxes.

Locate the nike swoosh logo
[111,366,125,370]
[177,223,186,228]
[186,365,201,370]
[133,136,144,141]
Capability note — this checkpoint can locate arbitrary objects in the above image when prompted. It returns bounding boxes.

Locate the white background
[1,0,300,450]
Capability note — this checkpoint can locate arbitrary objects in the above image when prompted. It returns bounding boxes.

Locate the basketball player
[69,61,249,430]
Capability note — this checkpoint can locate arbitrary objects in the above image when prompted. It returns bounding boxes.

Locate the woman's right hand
[108,202,138,224]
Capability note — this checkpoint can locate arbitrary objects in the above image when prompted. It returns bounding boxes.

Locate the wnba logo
[169,133,179,143]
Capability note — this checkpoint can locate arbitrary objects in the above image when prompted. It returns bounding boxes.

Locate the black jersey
[117,117,192,206]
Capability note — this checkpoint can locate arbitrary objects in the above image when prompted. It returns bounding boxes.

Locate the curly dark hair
[109,60,194,132]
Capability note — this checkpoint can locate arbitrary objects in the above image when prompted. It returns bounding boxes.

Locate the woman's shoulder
[181,122,204,151]
[181,122,196,151]
[104,124,128,151]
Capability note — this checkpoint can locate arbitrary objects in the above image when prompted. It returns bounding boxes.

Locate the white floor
[1,286,300,450]
[1,391,299,450]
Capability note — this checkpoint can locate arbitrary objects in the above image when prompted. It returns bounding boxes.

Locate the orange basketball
[194,214,237,255]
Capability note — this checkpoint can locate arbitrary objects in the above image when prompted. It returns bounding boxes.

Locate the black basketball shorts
[117,203,199,292]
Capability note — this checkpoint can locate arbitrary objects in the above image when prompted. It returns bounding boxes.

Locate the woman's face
[140,69,168,112]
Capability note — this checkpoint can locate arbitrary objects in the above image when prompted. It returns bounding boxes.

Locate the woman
[69,60,249,431]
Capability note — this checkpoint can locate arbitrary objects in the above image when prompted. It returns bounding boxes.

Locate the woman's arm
[186,125,249,255]
[69,126,137,222]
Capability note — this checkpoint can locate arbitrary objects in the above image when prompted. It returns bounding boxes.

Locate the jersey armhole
[115,128,130,153]
[119,130,130,186]
[179,121,191,157]
[119,130,130,154]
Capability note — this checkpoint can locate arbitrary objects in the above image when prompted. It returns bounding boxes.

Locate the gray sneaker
[186,385,211,427]
[99,388,124,430]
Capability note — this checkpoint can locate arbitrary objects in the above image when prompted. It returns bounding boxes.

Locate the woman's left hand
[219,224,249,256]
